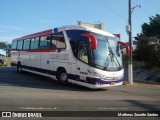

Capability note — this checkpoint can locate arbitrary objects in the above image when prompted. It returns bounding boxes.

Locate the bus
[11,25,130,89]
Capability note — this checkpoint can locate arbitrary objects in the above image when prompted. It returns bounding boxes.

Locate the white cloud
[0,36,20,43]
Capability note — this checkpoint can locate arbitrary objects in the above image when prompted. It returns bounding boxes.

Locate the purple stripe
[86,77,122,84]
[68,74,123,85]
[11,64,122,85]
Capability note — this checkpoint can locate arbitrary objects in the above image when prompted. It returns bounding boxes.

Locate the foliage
[0,42,7,50]
[0,42,11,50]
[135,14,160,68]
[0,42,11,57]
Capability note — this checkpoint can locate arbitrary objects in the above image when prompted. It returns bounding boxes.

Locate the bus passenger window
[51,32,66,49]
[51,39,57,49]
[23,39,30,50]
[30,37,39,49]
[39,36,50,49]
[11,41,17,50]
[56,36,66,49]
[17,40,23,50]
[78,40,88,63]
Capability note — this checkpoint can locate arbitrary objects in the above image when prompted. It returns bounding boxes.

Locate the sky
[0,0,160,55]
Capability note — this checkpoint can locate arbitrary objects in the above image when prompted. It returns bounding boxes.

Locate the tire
[17,64,23,73]
[57,69,68,85]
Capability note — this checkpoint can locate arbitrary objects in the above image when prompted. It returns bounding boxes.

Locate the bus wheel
[57,69,68,85]
[17,64,23,73]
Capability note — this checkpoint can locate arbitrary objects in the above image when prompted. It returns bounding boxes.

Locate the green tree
[0,42,7,50]
[135,14,160,68]
[0,42,11,56]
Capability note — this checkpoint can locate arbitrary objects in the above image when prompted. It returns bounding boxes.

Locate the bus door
[49,31,71,79]
[39,36,51,75]
[76,40,90,82]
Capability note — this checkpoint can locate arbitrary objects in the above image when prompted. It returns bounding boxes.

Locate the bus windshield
[92,33,123,71]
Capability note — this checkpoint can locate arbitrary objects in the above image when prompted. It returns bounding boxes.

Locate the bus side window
[11,41,17,50]
[66,30,87,58]
[17,40,23,50]
[39,36,50,49]
[30,37,39,49]
[51,39,57,49]
[23,39,30,50]
[51,32,66,49]
[78,40,88,63]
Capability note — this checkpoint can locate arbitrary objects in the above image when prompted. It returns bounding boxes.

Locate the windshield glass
[92,33,123,71]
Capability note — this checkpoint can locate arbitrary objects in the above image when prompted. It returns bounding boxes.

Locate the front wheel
[57,69,68,85]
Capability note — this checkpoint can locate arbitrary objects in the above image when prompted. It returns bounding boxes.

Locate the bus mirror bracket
[118,41,130,56]
[81,33,97,49]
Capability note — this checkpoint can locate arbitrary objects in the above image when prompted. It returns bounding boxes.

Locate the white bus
[11,25,130,89]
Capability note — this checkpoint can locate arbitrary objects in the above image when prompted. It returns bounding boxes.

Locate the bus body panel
[11,25,125,89]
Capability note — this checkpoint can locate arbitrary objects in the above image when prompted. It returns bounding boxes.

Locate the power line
[94,0,127,21]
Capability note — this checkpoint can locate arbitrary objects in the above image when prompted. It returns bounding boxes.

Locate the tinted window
[11,41,17,50]
[39,36,50,49]
[51,39,57,49]
[66,30,87,57]
[17,40,23,50]
[78,40,89,63]
[23,39,30,50]
[30,37,39,49]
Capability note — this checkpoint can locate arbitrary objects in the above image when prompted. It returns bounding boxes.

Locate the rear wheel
[57,69,68,85]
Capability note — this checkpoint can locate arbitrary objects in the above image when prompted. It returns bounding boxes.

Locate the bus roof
[13,25,115,41]
[13,29,53,41]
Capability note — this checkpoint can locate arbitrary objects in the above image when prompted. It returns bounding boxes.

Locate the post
[128,0,133,84]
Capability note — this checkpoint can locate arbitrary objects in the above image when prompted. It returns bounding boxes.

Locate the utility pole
[128,0,133,84]
[128,0,141,84]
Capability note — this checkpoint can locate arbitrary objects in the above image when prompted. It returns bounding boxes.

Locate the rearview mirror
[118,41,130,56]
[81,33,97,49]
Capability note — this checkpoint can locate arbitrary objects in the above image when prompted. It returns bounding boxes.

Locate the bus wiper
[112,52,122,70]
[108,47,114,62]
[106,39,121,70]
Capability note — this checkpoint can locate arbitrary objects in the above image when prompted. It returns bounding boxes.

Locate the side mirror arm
[118,41,130,56]
[81,33,97,49]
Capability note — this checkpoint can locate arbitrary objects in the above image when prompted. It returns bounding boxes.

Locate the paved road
[0,67,159,120]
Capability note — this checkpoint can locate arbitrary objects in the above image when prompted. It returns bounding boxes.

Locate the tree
[0,42,11,57]
[135,14,160,68]
[0,42,7,50]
